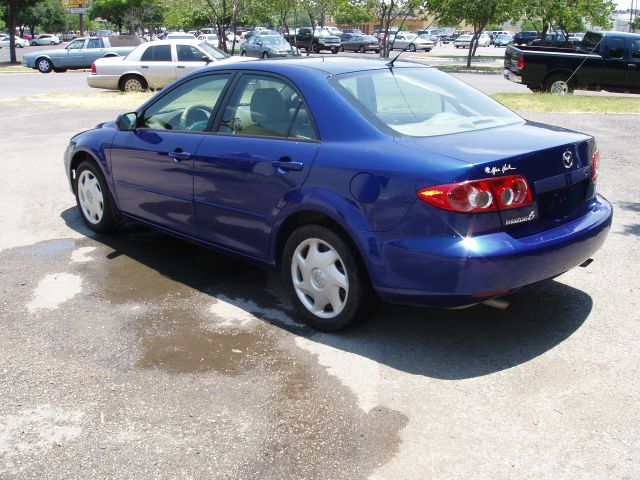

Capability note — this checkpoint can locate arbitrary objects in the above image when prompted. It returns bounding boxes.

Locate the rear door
[626,37,640,92]
[193,72,320,258]
[139,44,175,89]
[83,38,103,65]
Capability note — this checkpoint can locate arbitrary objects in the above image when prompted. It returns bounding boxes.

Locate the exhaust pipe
[482,298,511,310]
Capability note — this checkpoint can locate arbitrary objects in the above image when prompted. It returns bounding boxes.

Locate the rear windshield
[331,67,522,137]
[581,32,603,53]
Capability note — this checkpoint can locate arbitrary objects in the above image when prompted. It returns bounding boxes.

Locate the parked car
[322,26,342,37]
[342,28,363,35]
[62,31,78,41]
[23,36,141,73]
[504,31,640,94]
[166,32,197,40]
[493,34,513,47]
[530,32,581,48]
[454,33,490,48]
[197,33,220,48]
[0,36,29,48]
[339,34,380,53]
[285,27,340,54]
[240,34,297,58]
[389,33,435,52]
[512,31,540,46]
[66,57,611,330]
[30,34,61,46]
[88,39,247,91]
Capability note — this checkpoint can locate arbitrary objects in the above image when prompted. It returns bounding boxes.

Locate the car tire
[53,68,67,73]
[311,43,319,53]
[36,57,53,74]
[74,161,119,233]
[262,51,268,59]
[282,224,378,331]
[16,44,23,48]
[30,41,36,46]
[358,45,365,53]
[331,48,338,54]
[409,44,416,52]
[120,75,147,92]
[544,74,574,95]
[240,50,246,56]
[374,49,379,53]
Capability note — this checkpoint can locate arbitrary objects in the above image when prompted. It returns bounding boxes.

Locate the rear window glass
[331,68,522,137]
[581,32,603,53]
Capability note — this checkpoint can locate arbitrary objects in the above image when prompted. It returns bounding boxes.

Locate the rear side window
[141,45,172,62]
[87,39,100,49]
[176,45,202,61]
[581,32,603,53]
[607,38,625,59]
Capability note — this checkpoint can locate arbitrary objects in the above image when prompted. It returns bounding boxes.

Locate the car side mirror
[256,41,262,46]
[116,112,138,131]
[202,55,212,63]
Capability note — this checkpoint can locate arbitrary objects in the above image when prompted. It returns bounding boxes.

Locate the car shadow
[61,207,593,380]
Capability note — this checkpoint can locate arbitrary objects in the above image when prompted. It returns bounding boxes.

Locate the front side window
[67,39,84,50]
[218,74,317,140]
[177,45,203,61]
[140,74,231,131]
[332,67,522,137]
[632,39,640,59]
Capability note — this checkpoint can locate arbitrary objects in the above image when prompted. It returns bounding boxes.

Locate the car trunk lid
[396,121,595,236]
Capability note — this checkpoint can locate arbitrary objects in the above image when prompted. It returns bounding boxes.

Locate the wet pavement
[0,88,639,478]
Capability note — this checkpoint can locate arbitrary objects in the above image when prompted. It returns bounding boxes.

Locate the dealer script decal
[485,164,516,176]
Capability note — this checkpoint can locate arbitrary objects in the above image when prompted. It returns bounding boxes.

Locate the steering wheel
[180,104,213,131]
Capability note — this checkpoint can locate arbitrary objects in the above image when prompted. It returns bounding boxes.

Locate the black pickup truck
[504,31,640,94]
[285,27,340,54]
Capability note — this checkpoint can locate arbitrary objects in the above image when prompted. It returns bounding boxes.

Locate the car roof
[142,39,203,46]
[203,56,428,76]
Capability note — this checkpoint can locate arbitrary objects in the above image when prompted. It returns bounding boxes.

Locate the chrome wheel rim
[78,170,104,224]
[291,238,349,319]
[124,78,142,92]
[550,80,569,95]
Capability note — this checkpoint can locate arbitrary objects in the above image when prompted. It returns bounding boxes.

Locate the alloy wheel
[78,170,104,225]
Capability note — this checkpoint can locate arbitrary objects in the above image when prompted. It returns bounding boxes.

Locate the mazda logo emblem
[562,150,574,169]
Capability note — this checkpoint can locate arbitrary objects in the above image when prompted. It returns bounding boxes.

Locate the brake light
[517,55,525,70]
[91,62,96,74]
[417,175,533,213]
[591,148,599,182]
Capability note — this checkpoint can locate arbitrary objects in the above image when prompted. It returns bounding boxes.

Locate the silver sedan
[88,40,248,91]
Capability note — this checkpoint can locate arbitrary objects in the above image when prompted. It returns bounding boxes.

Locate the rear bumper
[371,195,613,307]
[87,74,120,90]
[503,68,522,83]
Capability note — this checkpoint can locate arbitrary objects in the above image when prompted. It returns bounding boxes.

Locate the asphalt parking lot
[0,68,639,479]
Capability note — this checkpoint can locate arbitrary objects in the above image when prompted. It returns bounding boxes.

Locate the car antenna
[386,32,418,68]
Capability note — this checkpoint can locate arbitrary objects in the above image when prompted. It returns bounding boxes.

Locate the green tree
[632,15,640,32]
[17,0,66,37]
[524,0,614,40]
[0,0,40,63]
[87,0,129,33]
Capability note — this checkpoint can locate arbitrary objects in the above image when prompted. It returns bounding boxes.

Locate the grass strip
[492,93,640,114]
[0,63,33,73]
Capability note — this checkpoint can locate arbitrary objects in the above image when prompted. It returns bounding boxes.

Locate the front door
[110,73,233,236]
[602,36,627,91]
[59,39,85,67]
[194,73,320,259]
[175,43,208,78]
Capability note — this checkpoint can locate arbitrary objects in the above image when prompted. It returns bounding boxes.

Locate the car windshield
[331,67,522,137]
[199,42,229,59]
[261,36,287,45]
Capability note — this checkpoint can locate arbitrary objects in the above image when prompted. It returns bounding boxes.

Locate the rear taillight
[591,148,599,182]
[517,55,525,70]
[91,62,96,74]
[417,175,533,213]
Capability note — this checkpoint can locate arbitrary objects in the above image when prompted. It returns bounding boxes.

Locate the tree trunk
[9,0,17,64]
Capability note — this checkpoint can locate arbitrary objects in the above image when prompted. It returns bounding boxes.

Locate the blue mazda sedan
[64,58,612,330]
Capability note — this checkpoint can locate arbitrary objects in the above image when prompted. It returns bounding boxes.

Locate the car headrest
[250,88,289,124]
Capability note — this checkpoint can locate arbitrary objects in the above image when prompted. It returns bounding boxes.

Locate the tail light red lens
[591,148,599,182]
[517,55,525,70]
[91,62,96,74]
[418,175,533,213]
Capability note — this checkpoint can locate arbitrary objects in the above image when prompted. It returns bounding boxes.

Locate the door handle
[141,65,149,69]
[627,64,638,69]
[272,156,303,171]
[168,150,191,162]
[177,65,186,69]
